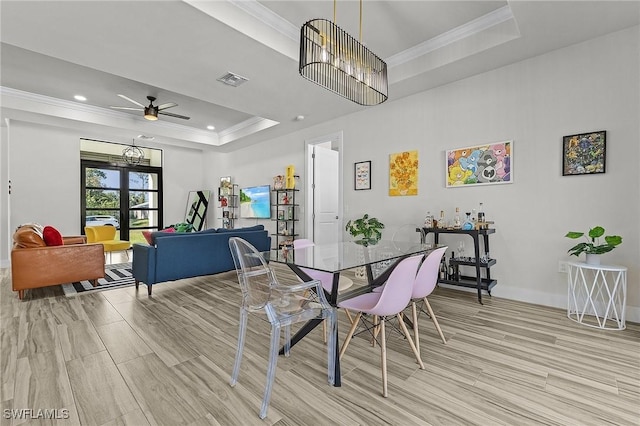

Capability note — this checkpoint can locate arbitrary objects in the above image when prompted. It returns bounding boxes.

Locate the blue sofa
[132,225,271,295]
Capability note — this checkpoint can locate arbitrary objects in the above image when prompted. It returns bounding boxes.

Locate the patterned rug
[62,263,134,296]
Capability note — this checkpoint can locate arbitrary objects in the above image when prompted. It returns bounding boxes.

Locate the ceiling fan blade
[159,111,191,120]
[117,94,145,108]
[110,106,143,111]
[157,102,177,110]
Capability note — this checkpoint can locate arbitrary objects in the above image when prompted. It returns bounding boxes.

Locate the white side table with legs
[567,261,627,330]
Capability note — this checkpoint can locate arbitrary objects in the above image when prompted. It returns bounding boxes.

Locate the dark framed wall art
[562,130,606,176]
[354,160,371,190]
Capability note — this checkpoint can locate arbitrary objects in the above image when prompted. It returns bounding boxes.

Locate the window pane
[129,191,160,209]
[129,191,149,207]
[128,210,159,230]
[85,211,120,229]
[129,172,158,190]
[86,189,120,209]
[86,168,120,189]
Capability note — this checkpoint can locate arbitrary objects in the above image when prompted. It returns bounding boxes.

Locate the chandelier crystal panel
[299,18,388,106]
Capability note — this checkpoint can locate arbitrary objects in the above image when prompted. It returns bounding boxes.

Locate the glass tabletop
[263,240,440,273]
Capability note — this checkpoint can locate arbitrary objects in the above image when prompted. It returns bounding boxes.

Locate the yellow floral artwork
[389,150,418,196]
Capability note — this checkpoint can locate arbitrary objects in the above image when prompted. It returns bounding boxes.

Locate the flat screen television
[239,185,271,219]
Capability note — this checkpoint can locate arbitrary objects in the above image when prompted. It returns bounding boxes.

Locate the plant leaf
[589,226,605,239]
[565,231,584,239]
[567,242,589,256]
[605,235,622,246]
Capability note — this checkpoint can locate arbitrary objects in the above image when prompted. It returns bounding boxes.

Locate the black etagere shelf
[271,188,298,249]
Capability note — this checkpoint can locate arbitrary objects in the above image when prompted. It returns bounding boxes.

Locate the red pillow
[142,228,176,245]
[42,226,63,246]
[142,231,153,245]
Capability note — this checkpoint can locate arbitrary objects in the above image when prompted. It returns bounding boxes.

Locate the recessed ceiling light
[207,125,215,130]
[74,95,87,101]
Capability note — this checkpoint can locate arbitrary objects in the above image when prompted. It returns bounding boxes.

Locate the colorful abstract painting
[389,150,418,196]
[446,141,513,187]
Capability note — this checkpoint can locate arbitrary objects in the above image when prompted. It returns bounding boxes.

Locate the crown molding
[1,86,220,144]
[386,5,517,68]
[228,0,298,42]
[218,116,279,145]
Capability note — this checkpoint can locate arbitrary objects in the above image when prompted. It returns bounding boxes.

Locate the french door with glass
[81,160,163,244]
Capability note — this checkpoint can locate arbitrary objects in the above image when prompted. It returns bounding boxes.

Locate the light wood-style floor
[1,259,639,425]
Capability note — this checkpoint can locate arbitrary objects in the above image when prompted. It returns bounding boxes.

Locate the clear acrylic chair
[411,247,448,351]
[228,237,336,419]
[337,254,425,397]
[391,223,424,246]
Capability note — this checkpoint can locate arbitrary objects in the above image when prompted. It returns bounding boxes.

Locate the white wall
[0,123,9,267]
[214,26,640,321]
[6,121,207,239]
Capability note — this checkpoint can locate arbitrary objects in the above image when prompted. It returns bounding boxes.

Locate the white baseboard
[439,283,639,324]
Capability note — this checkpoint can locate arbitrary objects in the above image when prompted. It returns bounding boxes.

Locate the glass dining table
[262,239,440,386]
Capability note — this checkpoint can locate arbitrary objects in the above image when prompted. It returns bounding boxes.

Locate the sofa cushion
[13,226,46,248]
[16,223,44,233]
[217,224,264,233]
[43,226,64,246]
[148,228,179,245]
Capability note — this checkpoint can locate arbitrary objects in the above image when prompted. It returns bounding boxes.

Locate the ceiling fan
[110,94,190,121]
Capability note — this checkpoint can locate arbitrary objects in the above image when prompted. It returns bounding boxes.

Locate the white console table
[567,261,627,330]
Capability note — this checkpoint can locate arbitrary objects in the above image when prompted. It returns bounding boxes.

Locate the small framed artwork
[355,160,371,190]
[446,141,512,187]
[562,131,606,176]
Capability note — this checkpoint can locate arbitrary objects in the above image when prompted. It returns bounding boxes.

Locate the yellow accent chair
[85,225,130,262]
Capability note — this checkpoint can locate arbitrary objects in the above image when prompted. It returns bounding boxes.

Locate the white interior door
[312,145,340,245]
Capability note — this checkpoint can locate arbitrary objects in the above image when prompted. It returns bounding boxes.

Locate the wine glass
[457,240,466,260]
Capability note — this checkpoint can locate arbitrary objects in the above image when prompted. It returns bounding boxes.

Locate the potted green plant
[565,226,622,265]
[346,214,385,245]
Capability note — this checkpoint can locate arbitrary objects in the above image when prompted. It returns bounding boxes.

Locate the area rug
[62,263,134,296]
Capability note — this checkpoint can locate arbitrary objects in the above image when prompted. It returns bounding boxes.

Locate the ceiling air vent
[217,72,249,87]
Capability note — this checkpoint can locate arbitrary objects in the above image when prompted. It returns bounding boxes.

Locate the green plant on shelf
[565,226,622,256]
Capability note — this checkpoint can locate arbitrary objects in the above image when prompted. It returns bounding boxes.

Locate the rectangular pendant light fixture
[299,18,388,106]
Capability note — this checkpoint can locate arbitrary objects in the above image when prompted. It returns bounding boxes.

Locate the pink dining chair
[292,238,354,341]
[337,254,425,397]
[411,247,448,352]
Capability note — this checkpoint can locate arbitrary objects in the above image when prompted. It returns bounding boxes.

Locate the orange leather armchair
[11,226,105,300]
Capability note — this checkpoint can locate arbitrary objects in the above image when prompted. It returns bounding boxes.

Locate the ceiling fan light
[144,105,159,121]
